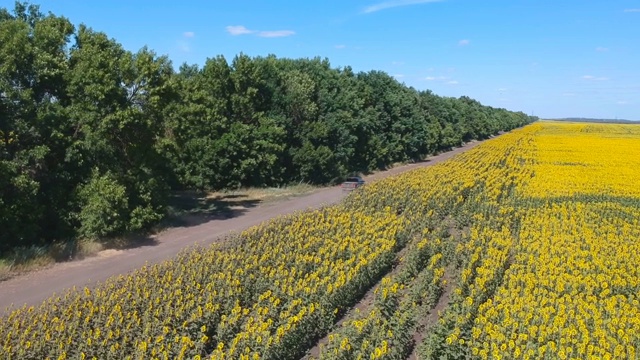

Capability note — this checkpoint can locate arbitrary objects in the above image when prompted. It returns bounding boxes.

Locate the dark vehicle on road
[341,176,366,191]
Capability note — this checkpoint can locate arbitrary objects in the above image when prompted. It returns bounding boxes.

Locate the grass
[220,183,317,203]
[181,183,317,210]
[0,183,319,282]
[162,183,318,223]
[0,259,10,281]
[0,240,108,282]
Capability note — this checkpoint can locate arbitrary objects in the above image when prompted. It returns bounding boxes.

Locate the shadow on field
[164,191,262,228]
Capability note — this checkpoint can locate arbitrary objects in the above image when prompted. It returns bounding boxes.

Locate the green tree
[0,2,76,252]
[67,26,172,235]
[77,169,128,238]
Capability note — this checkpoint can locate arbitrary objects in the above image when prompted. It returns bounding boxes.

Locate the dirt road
[0,140,483,312]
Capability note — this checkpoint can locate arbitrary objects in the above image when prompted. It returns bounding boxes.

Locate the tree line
[0,2,537,253]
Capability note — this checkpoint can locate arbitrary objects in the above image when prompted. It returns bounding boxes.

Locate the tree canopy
[0,2,537,253]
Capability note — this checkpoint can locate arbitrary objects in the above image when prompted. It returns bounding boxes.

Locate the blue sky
[5,0,640,120]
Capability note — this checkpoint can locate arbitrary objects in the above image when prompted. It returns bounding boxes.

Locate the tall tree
[0,2,75,251]
[67,26,173,237]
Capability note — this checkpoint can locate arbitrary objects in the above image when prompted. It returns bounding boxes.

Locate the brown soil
[301,241,415,359]
[406,266,455,360]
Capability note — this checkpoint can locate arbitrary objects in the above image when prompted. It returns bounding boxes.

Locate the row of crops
[2,122,640,359]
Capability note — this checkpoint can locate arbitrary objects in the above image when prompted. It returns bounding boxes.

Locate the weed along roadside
[0,142,486,283]
[0,185,318,282]
[0,138,488,313]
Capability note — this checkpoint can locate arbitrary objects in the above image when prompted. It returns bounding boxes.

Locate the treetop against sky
[24,0,640,120]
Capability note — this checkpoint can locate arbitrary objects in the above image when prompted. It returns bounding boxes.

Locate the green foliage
[0,1,536,253]
[77,170,128,238]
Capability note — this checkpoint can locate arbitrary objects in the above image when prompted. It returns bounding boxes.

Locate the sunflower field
[419,122,640,359]
[2,121,639,359]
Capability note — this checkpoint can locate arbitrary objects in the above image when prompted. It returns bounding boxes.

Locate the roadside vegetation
[0,183,317,281]
[0,2,536,264]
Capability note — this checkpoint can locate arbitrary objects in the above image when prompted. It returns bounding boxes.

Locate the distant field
[459,122,640,359]
[547,117,640,124]
[2,122,639,359]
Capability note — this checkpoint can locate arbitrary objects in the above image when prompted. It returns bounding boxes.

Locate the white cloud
[595,47,609,52]
[363,0,442,14]
[497,88,507,92]
[458,39,470,46]
[226,25,254,35]
[562,92,576,97]
[178,42,190,52]
[258,30,296,38]
[617,100,629,104]
[424,74,459,85]
[624,8,640,12]
[335,44,347,49]
[178,32,195,52]
[226,26,295,38]
[393,74,405,78]
[392,61,405,65]
[582,75,609,81]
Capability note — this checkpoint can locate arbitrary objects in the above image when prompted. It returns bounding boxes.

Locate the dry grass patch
[0,259,13,282]
[165,184,318,220]
[0,239,109,282]
[212,183,318,204]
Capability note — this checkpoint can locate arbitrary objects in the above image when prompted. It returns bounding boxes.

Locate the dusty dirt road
[0,140,484,313]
